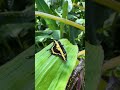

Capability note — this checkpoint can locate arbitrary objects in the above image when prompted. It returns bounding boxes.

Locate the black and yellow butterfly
[50,40,67,62]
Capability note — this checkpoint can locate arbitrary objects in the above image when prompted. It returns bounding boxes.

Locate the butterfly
[50,40,67,62]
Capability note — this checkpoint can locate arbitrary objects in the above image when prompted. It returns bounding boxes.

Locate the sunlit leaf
[35,39,78,90]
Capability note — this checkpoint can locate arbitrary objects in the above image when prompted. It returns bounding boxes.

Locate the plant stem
[77,50,85,57]
[93,0,120,13]
[102,55,120,72]
[35,11,85,31]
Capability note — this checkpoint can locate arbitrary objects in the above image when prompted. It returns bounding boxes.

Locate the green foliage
[35,0,85,90]
[86,1,120,90]
[85,42,104,90]
[0,1,34,89]
[36,0,58,30]
[0,0,34,65]
[0,45,34,90]
[35,39,78,90]
[35,0,85,46]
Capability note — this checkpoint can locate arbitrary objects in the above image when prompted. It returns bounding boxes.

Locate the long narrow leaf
[35,39,78,90]
[85,42,104,90]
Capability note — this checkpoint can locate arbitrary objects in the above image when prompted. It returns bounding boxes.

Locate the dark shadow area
[0,0,35,90]
[86,0,120,90]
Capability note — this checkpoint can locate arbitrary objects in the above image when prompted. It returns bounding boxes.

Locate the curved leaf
[35,39,78,90]
[85,42,104,90]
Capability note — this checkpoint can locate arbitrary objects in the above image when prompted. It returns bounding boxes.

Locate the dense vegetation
[0,0,34,65]
[0,0,120,90]
[86,0,120,90]
[0,0,34,89]
[35,0,85,90]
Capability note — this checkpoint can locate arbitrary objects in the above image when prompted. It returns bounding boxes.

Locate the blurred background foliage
[0,0,34,65]
[0,0,35,89]
[86,0,120,90]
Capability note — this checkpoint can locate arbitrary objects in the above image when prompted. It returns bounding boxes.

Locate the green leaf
[65,0,73,12]
[35,0,58,30]
[35,39,78,90]
[85,42,104,90]
[60,1,68,38]
[35,36,50,43]
[35,30,60,41]
[0,45,34,90]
